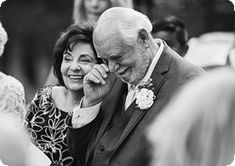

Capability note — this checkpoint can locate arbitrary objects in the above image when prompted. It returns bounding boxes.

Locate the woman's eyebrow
[63,50,72,56]
[80,54,93,58]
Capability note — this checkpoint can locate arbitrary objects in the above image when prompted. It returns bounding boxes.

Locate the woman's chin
[67,85,83,92]
[87,14,99,21]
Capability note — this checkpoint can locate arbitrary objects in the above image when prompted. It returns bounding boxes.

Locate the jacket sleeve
[66,111,102,166]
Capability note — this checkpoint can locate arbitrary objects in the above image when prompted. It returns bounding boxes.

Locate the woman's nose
[70,61,81,71]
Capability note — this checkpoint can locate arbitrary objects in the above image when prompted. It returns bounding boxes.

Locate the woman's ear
[137,29,150,49]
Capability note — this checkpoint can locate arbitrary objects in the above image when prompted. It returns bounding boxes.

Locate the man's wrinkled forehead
[94,35,131,59]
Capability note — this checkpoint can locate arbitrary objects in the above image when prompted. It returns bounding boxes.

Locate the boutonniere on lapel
[135,78,156,110]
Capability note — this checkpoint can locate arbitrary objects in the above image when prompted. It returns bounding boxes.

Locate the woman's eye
[81,59,90,62]
[64,57,72,61]
[63,55,73,62]
[80,57,91,63]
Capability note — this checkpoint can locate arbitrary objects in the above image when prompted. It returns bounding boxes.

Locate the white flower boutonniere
[135,78,156,110]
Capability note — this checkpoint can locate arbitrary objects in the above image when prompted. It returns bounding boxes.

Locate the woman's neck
[52,86,84,113]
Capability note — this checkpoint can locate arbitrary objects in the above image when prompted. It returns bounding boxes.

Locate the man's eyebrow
[110,55,121,60]
[111,49,125,57]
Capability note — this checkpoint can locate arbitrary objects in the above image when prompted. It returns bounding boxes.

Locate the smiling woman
[61,42,97,91]
[26,21,102,166]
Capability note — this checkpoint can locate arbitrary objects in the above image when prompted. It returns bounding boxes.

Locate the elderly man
[67,7,204,166]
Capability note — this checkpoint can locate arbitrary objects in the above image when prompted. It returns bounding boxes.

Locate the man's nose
[108,60,118,72]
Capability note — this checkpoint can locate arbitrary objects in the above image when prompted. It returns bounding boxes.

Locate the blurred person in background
[0,21,51,166]
[73,0,133,23]
[26,21,102,166]
[0,24,27,162]
[148,67,235,166]
[0,113,51,166]
[185,32,235,70]
[0,113,29,166]
[152,15,189,57]
[45,0,133,85]
[0,21,26,124]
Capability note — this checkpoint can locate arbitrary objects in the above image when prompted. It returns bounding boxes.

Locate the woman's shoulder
[0,72,23,85]
[27,85,57,118]
[28,85,56,111]
[32,85,54,100]
[0,72,25,98]
[31,85,66,106]
[51,85,67,100]
[51,86,68,108]
[0,72,26,124]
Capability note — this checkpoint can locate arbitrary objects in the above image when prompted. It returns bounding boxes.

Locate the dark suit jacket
[67,43,204,166]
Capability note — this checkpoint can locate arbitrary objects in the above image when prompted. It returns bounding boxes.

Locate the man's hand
[82,64,116,107]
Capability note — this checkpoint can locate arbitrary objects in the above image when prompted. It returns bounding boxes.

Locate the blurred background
[0,0,234,103]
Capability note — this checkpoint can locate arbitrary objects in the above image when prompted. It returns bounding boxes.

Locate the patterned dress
[26,86,74,166]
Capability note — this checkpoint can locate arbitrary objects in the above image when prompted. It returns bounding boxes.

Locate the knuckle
[84,75,89,81]
[91,70,98,76]
[90,69,97,75]
[93,64,100,69]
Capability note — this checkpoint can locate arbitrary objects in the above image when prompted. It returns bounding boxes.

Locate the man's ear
[181,44,189,57]
[137,29,150,48]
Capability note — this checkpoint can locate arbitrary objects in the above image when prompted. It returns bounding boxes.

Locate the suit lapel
[86,78,127,164]
[111,44,172,156]
[91,78,127,148]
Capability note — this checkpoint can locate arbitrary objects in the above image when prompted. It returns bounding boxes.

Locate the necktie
[125,84,137,110]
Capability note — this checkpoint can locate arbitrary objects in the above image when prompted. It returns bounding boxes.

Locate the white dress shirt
[72,39,164,128]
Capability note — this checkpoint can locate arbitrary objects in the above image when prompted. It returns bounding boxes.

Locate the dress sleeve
[26,86,52,140]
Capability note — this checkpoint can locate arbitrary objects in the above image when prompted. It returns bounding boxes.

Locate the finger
[100,63,109,72]
[84,72,101,84]
[93,64,108,78]
[90,69,106,85]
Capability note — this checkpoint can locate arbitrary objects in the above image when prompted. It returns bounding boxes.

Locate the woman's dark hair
[53,21,102,86]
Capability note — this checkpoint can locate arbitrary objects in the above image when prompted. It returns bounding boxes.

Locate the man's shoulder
[168,50,205,75]
[155,48,205,90]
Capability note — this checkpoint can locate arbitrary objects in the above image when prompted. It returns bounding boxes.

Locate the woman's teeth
[69,75,83,79]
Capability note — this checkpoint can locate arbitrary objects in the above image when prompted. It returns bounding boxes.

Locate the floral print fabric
[26,86,73,166]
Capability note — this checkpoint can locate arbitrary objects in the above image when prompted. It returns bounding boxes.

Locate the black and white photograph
[0,0,234,166]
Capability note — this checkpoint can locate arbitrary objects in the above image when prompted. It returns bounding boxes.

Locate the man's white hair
[93,7,152,46]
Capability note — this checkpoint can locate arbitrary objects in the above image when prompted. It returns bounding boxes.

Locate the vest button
[98,145,105,152]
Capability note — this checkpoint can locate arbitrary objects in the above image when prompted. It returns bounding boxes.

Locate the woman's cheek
[82,63,94,74]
